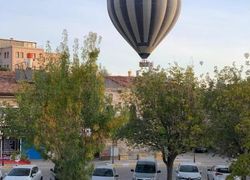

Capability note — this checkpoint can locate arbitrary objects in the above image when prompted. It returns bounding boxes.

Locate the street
[110,152,231,180]
[0,152,234,180]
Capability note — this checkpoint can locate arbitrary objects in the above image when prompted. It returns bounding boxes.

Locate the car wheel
[40,177,43,180]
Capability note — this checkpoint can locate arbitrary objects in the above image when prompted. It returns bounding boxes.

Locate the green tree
[204,63,250,179]
[99,64,110,76]
[3,32,113,180]
[119,65,205,180]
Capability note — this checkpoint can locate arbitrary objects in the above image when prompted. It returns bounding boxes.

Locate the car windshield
[93,168,114,177]
[179,165,199,173]
[135,163,156,173]
[8,168,31,176]
[217,168,231,173]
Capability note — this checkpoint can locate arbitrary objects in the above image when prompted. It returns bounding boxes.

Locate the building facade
[0,38,45,71]
[105,76,133,106]
[0,71,135,159]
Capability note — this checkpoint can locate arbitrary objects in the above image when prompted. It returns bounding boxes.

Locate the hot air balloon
[107,0,181,62]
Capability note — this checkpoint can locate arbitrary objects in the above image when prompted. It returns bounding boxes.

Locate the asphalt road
[0,152,234,180]
[115,165,209,180]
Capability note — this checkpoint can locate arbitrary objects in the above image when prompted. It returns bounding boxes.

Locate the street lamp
[193,148,196,163]
[0,135,2,166]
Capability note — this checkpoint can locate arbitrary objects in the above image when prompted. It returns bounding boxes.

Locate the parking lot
[0,152,242,180]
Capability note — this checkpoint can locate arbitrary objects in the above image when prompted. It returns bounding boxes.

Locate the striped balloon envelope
[107,0,181,60]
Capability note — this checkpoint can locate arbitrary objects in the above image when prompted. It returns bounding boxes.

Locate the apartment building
[0,38,45,71]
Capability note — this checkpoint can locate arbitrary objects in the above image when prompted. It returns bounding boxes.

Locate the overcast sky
[1,0,250,75]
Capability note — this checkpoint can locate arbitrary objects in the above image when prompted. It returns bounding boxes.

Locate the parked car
[0,169,3,180]
[194,147,208,153]
[92,165,119,180]
[4,165,43,180]
[131,159,161,180]
[207,165,240,180]
[176,163,202,180]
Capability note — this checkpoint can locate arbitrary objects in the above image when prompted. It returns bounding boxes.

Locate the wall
[0,96,17,107]
[12,46,44,70]
[0,47,12,69]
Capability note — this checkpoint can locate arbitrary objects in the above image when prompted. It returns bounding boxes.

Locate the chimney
[128,70,132,77]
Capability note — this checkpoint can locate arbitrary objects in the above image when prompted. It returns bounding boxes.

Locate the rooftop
[105,76,134,88]
[0,38,37,49]
[0,38,36,44]
[0,72,134,96]
[0,71,18,96]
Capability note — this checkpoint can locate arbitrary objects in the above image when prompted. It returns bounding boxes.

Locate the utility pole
[0,135,4,166]
[193,148,196,163]
[0,136,2,166]
[111,139,115,164]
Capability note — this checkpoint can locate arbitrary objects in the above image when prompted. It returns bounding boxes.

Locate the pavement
[95,152,232,167]
[94,152,232,180]
[0,152,248,180]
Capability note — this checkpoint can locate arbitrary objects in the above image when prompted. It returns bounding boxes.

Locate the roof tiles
[0,71,18,96]
[105,76,134,88]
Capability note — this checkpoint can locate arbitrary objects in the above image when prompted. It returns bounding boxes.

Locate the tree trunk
[162,150,177,180]
[241,176,246,180]
[166,156,175,180]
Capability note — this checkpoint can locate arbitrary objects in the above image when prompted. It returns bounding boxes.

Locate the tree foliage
[3,31,113,180]
[118,65,205,180]
[204,63,250,178]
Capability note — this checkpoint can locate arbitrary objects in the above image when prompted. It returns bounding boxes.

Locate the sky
[1,0,250,75]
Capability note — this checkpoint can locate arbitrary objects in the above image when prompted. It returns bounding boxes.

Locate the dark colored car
[194,147,208,153]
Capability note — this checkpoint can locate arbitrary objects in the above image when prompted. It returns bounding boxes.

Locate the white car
[207,165,240,180]
[176,163,202,180]
[0,169,3,180]
[131,159,161,180]
[92,165,119,180]
[4,165,43,180]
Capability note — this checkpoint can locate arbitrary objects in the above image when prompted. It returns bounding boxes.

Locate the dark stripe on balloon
[153,0,181,48]
[135,0,144,44]
[109,0,135,48]
[119,0,138,45]
[152,0,171,47]
[148,0,157,45]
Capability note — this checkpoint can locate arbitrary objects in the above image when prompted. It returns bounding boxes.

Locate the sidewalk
[94,152,232,168]
[0,152,232,169]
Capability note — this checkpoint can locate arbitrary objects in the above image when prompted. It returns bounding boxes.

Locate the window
[20,52,24,58]
[135,162,156,173]
[8,168,31,176]
[16,52,19,58]
[4,52,10,58]
[179,165,199,173]
[217,168,231,173]
[93,168,114,177]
